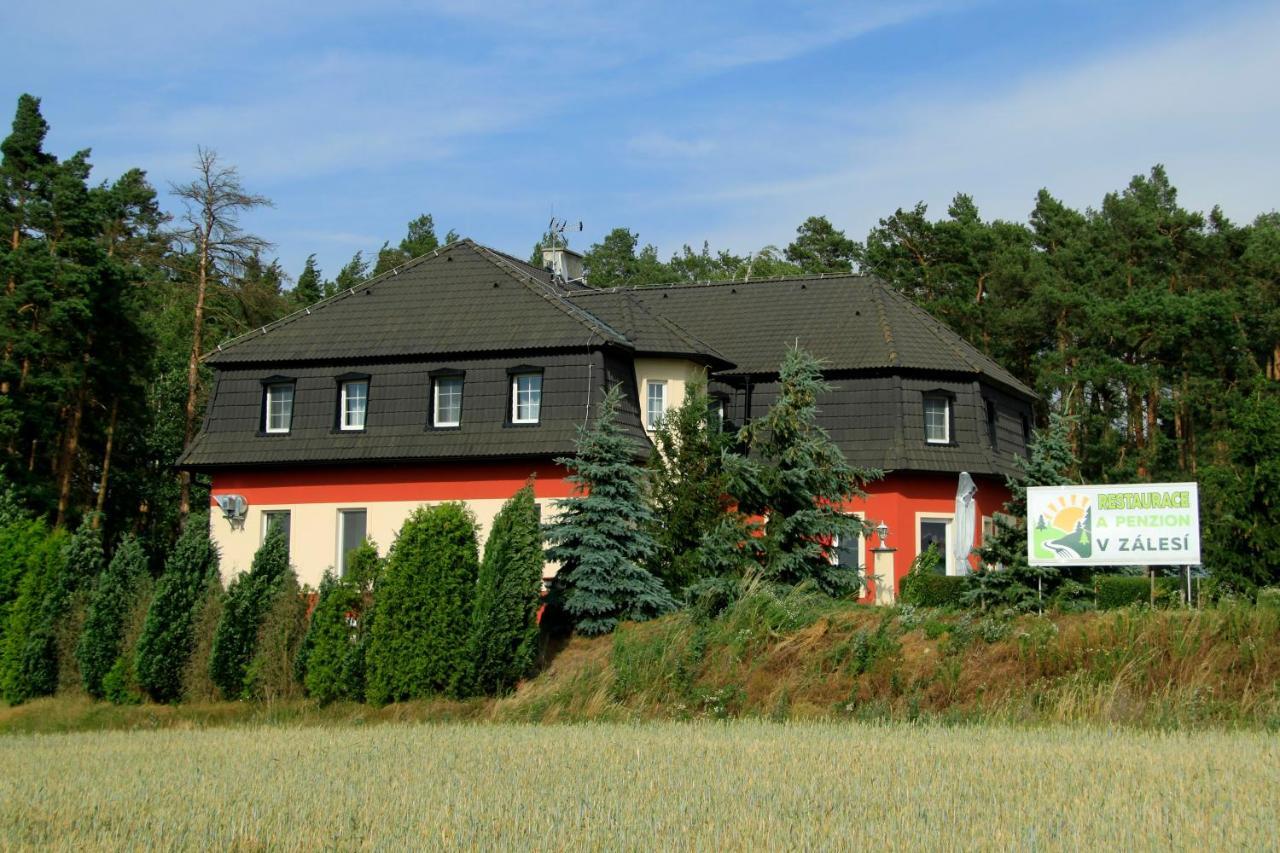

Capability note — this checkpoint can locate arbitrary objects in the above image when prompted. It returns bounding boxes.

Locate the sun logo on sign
[1034,494,1093,560]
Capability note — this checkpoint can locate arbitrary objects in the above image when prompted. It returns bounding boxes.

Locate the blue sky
[3,0,1278,283]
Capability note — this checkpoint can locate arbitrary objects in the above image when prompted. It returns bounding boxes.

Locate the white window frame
[261,510,291,545]
[337,508,368,577]
[828,511,866,571]
[264,383,293,434]
[915,511,959,576]
[512,373,542,424]
[646,380,667,430]
[924,396,951,444]
[340,380,368,431]
[433,376,463,427]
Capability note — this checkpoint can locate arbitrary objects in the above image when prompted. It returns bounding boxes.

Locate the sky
[3,0,1279,283]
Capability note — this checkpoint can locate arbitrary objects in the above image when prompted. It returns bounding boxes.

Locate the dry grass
[1,720,1276,850]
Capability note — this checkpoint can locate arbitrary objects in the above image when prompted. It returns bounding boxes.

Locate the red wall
[210,460,577,505]
[842,472,1011,602]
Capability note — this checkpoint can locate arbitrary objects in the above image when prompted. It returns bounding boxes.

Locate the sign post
[1026,483,1201,571]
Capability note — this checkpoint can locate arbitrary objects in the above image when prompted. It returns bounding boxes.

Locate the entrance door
[918,517,956,575]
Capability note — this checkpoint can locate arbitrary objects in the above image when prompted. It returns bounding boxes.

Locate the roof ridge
[469,243,632,347]
[563,272,875,296]
[870,283,899,367]
[209,241,467,358]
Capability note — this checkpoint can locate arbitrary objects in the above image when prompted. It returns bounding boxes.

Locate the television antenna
[547,216,583,249]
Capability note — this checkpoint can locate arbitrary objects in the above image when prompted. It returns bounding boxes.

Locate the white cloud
[651,2,1280,255]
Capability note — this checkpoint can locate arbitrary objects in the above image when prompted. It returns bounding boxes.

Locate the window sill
[925,440,959,448]
[506,420,542,428]
[331,427,367,435]
[257,430,292,437]
[427,424,461,431]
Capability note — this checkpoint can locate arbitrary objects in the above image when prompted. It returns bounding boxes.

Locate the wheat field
[1,721,1276,850]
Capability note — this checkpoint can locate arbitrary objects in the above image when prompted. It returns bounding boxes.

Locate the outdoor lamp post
[874,521,889,548]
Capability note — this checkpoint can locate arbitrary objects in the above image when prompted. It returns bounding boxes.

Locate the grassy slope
[3,590,1278,734]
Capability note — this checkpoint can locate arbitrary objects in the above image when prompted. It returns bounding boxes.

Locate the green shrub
[465,485,544,697]
[0,518,49,632]
[1094,575,1183,609]
[209,526,289,699]
[135,514,220,703]
[366,503,479,704]
[900,547,968,608]
[298,543,379,705]
[76,534,150,698]
[0,528,70,705]
[181,576,224,703]
[1256,588,1280,609]
[102,579,152,706]
[244,570,309,701]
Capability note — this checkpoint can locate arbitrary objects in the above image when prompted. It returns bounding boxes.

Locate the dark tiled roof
[206,240,628,365]
[179,352,649,469]
[568,276,1034,398]
[567,291,732,368]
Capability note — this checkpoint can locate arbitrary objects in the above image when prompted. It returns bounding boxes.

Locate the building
[179,239,1036,602]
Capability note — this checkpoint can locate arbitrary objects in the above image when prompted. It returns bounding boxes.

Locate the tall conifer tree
[545,386,675,635]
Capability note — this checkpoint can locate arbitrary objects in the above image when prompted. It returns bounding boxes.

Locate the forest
[1,92,1278,592]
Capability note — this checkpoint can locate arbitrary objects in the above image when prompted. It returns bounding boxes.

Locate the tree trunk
[92,397,119,529]
[2,213,20,395]
[179,222,212,521]
[55,345,92,528]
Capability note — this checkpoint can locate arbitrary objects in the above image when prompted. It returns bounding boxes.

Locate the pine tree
[333,251,368,293]
[645,379,734,593]
[294,254,323,305]
[76,534,149,698]
[299,541,380,704]
[726,347,876,596]
[0,527,69,704]
[365,503,479,703]
[134,514,219,703]
[545,386,675,635]
[465,484,544,696]
[209,524,289,699]
[785,215,857,274]
[970,413,1078,610]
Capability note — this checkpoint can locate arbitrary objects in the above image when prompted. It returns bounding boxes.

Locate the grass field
[2,721,1276,850]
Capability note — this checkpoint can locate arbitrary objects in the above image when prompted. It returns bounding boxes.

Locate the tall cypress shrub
[545,386,675,636]
[135,514,219,703]
[209,525,289,699]
[465,484,544,696]
[76,534,149,698]
[300,542,380,705]
[365,503,478,704]
[0,528,69,704]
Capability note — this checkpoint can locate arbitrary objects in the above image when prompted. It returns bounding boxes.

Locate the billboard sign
[1026,483,1200,567]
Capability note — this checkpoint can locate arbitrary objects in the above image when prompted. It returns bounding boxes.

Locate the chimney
[541,245,585,284]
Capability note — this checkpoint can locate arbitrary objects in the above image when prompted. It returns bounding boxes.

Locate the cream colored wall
[633,358,707,432]
[210,498,561,590]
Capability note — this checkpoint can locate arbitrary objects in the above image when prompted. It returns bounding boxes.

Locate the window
[433,376,463,427]
[924,396,950,444]
[646,381,667,430]
[985,399,998,449]
[512,373,542,424]
[264,384,293,433]
[262,511,291,553]
[829,532,862,570]
[918,516,958,576]
[1021,414,1032,446]
[707,398,725,430]
[340,380,368,430]
[337,509,368,577]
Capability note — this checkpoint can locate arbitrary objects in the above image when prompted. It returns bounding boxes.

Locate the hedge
[1094,575,1185,609]
[900,573,969,608]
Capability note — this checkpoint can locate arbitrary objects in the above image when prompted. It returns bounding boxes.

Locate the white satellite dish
[214,494,248,528]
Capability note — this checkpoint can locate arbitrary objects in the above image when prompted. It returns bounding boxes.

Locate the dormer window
[262,379,294,434]
[432,372,464,428]
[512,371,542,424]
[338,376,369,431]
[923,394,951,444]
